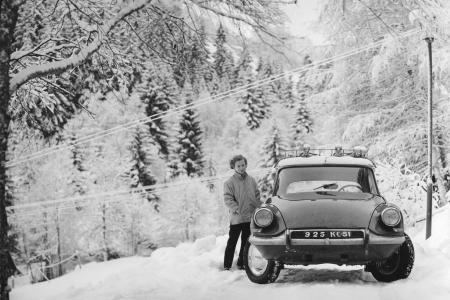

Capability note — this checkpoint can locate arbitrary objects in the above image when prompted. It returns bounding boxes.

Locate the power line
[7,170,253,211]
[9,173,261,217]
[8,66,324,166]
[9,91,426,216]
[8,90,425,215]
[6,28,420,168]
[8,167,270,215]
[9,177,256,218]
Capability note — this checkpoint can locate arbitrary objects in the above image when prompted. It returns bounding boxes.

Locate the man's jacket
[223,172,261,224]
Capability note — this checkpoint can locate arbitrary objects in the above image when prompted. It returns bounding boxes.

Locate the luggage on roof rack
[280,145,368,159]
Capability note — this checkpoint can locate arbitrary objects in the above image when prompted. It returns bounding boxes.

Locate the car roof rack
[280,145,369,159]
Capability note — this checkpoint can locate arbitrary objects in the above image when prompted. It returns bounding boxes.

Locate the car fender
[369,201,404,236]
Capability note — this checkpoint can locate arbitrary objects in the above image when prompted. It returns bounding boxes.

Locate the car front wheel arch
[368,234,414,282]
[243,241,281,284]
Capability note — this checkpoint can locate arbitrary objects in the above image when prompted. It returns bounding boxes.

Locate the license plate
[291,230,364,239]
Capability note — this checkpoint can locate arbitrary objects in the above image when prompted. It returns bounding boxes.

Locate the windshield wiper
[313,182,338,190]
[315,191,337,196]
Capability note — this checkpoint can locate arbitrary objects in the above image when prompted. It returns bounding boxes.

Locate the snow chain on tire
[369,234,415,282]
[269,261,282,283]
[244,241,281,284]
[401,235,414,278]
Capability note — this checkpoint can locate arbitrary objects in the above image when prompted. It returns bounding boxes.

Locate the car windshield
[275,166,379,199]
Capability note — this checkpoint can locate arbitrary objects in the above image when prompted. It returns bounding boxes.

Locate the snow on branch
[191,0,285,43]
[11,38,54,61]
[194,2,259,27]
[11,39,78,62]
[9,0,153,93]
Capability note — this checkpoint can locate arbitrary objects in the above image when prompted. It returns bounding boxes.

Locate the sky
[283,0,326,45]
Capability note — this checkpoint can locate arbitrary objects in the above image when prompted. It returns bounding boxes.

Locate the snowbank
[11,206,450,300]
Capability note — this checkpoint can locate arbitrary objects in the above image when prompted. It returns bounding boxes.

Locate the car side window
[368,170,379,194]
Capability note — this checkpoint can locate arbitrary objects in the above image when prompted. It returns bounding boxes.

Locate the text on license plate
[292,230,363,239]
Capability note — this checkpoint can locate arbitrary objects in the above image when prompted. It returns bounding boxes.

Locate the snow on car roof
[277,155,375,169]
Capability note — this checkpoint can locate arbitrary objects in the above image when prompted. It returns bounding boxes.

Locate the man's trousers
[224,222,251,269]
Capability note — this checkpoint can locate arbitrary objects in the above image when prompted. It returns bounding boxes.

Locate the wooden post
[56,208,62,277]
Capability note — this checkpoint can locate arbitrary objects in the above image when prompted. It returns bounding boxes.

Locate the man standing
[223,154,261,270]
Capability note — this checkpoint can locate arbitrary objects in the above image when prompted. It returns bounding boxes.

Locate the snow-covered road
[11,206,450,300]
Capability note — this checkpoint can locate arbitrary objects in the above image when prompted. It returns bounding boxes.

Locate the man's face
[234,159,247,174]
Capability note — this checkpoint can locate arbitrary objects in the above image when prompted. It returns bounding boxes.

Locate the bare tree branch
[191,0,285,45]
[255,30,291,63]
[38,77,75,97]
[193,2,259,28]
[122,18,174,65]
[43,0,62,19]
[11,38,53,61]
[358,0,398,37]
[67,0,102,25]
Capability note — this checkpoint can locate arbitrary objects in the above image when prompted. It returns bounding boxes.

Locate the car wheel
[369,234,415,282]
[243,241,281,284]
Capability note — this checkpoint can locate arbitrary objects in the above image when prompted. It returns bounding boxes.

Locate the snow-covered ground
[11,205,450,300]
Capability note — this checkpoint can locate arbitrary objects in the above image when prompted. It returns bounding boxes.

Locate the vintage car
[244,145,415,284]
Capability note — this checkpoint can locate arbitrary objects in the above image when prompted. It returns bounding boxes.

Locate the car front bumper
[249,230,405,265]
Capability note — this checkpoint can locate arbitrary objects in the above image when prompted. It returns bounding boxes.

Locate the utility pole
[425,37,434,240]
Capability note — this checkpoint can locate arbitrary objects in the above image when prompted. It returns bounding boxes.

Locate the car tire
[369,234,414,282]
[243,241,281,284]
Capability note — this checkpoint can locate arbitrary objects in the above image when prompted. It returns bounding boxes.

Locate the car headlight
[253,208,274,228]
[381,207,401,226]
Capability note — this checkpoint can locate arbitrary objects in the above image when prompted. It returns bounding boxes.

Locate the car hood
[269,193,385,229]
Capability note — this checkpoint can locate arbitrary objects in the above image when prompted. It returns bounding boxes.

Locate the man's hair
[229,154,247,169]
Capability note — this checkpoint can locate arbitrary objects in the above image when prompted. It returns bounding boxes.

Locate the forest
[1,0,450,295]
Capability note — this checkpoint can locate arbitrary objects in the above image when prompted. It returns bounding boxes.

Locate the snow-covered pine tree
[166,21,212,93]
[126,126,160,211]
[186,24,212,94]
[169,85,205,178]
[315,61,333,93]
[291,100,313,147]
[296,55,313,97]
[212,24,235,93]
[67,132,88,210]
[296,73,312,99]
[197,24,214,85]
[139,73,177,159]
[232,48,250,87]
[256,58,277,105]
[292,69,313,146]
[237,51,269,130]
[166,150,182,180]
[272,62,290,103]
[258,123,286,200]
[205,157,217,191]
[281,75,295,109]
[241,87,267,131]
